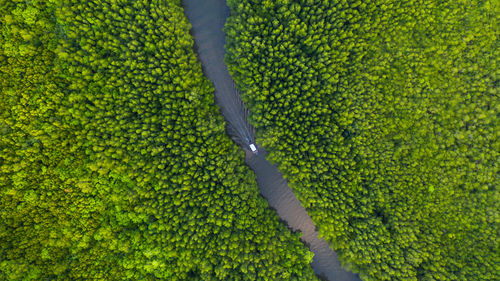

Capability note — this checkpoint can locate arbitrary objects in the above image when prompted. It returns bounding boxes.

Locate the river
[181,1,361,280]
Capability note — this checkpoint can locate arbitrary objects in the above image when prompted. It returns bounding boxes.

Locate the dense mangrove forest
[1,0,497,280]
[225,0,498,280]
[1,1,317,280]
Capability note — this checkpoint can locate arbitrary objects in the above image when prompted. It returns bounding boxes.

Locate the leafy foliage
[225,0,499,280]
[0,0,317,280]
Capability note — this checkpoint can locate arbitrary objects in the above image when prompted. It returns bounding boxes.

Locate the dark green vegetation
[226,0,499,280]
[0,1,317,280]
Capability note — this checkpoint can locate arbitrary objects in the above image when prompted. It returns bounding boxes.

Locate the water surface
[182,1,361,280]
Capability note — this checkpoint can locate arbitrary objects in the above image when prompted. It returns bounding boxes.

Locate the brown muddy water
[181,0,361,280]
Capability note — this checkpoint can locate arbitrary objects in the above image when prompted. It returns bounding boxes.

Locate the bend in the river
[181,1,361,280]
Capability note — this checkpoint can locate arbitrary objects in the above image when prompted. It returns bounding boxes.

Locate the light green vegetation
[0,0,317,280]
[225,0,499,280]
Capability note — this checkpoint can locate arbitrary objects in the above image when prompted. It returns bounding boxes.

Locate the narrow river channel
[182,1,361,280]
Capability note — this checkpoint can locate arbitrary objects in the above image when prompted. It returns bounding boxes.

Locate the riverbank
[181,0,360,280]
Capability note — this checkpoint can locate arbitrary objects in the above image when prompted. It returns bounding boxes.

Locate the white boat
[249,143,258,154]
[246,138,258,155]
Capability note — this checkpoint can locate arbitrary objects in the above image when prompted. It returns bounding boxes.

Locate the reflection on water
[182,0,361,280]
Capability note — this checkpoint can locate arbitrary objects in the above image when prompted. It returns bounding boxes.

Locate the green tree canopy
[225,0,499,280]
[0,1,317,280]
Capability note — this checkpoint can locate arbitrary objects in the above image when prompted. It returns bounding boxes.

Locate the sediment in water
[181,1,361,280]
